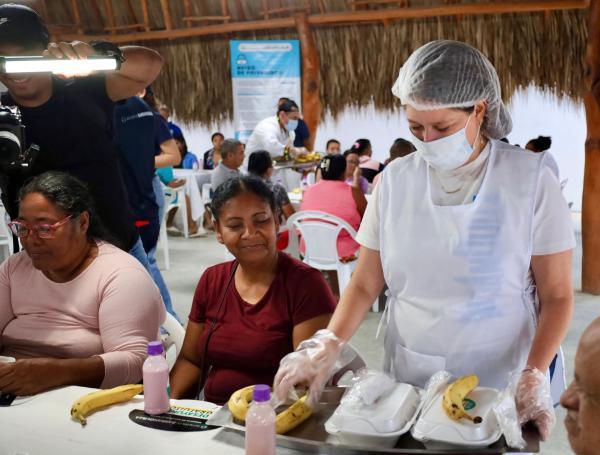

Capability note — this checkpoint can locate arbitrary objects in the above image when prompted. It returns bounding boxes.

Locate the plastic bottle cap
[147,341,164,356]
[252,384,271,403]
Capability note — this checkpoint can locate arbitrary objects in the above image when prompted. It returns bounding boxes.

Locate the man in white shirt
[245,99,306,159]
[211,139,244,192]
[244,99,307,190]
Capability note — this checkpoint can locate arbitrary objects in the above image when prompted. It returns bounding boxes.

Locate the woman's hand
[515,368,556,441]
[0,358,59,395]
[168,179,186,189]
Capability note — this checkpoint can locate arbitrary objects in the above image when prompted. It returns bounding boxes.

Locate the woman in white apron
[273,40,575,441]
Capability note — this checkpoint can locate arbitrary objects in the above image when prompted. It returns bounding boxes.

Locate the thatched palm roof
[43,0,587,125]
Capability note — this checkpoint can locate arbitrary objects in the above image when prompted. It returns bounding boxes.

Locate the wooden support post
[140,0,150,31]
[103,0,116,34]
[295,12,321,151]
[160,0,173,30]
[583,0,600,293]
[70,0,84,34]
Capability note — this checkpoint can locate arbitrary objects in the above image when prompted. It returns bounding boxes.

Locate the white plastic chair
[287,211,378,311]
[164,185,189,239]
[0,204,13,262]
[161,313,185,372]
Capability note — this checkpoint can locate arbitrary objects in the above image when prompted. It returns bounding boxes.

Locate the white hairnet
[392,40,512,139]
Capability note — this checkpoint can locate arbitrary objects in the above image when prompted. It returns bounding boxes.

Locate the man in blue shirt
[114,95,180,321]
[159,104,184,140]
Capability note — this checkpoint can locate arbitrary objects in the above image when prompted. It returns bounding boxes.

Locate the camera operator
[0,3,163,263]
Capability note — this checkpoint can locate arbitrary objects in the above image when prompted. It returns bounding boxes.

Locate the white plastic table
[172,169,211,222]
[0,386,300,455]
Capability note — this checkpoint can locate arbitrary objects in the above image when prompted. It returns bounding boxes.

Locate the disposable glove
[515,367,556,441]
[273,329,344,408]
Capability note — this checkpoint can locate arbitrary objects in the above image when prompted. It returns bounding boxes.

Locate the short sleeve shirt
[1,76,137,250]
[114,97,158,221]
[189,253,336,404]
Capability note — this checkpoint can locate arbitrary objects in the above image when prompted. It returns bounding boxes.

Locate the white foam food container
[325,382,421,448]
[411,387,502,448]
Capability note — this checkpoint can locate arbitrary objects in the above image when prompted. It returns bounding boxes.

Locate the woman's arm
[328,246,385,341]
[170,321,205,399]
[526,250,574,372]
[0,357,104,396]
[293,314,331,349]
[155,139,181,168]
[350,167,368,216]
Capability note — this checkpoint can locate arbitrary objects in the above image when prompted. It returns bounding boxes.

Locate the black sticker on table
[129,409,219,432]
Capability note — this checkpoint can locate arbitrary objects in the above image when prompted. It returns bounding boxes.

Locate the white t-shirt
[245,116,295,158]
[358,149,575,256]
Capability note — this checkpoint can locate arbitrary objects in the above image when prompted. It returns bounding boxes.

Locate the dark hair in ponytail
[527,136,552,152]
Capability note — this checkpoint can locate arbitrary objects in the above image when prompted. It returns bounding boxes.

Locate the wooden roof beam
[182,16,233,23]
[54,0,589,44]
[69,0,83,34]
[140,0,150,32]
[103,0,116,35]
[160,0,173,30]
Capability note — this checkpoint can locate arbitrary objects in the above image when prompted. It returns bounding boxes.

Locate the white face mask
[410,113,481,171]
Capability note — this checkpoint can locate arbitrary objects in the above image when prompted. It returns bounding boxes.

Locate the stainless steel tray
[211,387,540,454]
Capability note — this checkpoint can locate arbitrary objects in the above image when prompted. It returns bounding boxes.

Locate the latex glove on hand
[273,329,344,408]
[515,367,556,441]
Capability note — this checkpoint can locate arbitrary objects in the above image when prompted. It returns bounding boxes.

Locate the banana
[228,385,254,422]
[442,375,483,424]
[70,384,144,426]
[227,385,313,435]
[274,395,312,435]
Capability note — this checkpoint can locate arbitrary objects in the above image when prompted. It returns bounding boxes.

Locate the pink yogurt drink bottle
[245,384,276,455]
[143,341,170,415]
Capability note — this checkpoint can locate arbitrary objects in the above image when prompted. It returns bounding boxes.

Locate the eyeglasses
[7,215,73,239]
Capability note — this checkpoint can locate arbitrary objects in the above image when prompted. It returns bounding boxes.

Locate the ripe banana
[442,375,483,424]
[228,385,313,434]
[70,384,144,426]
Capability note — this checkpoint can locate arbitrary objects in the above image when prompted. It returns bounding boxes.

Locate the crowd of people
[0,4,596,454]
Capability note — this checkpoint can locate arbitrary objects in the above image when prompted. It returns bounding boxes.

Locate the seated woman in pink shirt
[301,155,367,259]
[0,172,165,396]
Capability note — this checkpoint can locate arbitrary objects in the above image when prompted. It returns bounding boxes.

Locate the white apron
[379,140,544,389]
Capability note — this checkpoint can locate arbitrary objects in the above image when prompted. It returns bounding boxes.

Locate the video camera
[0,105,39,170]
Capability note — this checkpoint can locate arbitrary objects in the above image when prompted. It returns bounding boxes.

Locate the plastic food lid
[327,383,421,435]
[147,341,164,355]
[253,384,271,402]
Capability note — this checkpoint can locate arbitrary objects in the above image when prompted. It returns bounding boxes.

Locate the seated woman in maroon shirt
[169,175,336,404]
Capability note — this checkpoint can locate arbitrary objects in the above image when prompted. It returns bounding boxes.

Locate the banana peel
[442,375,483,424]
[228,385,312,434]
[70,384,144,426]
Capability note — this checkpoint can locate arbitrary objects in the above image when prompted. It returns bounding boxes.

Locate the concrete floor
[160,227,599,455]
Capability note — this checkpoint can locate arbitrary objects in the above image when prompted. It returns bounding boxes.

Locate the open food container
[411,386,503,449]
[325,382,422,448]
